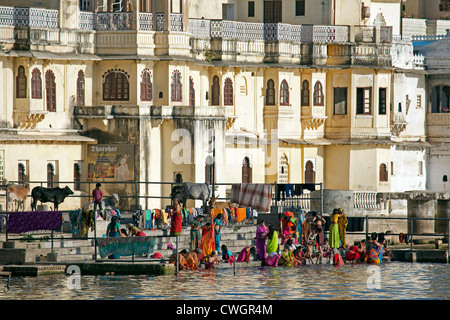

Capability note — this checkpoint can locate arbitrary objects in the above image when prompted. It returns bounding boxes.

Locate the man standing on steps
[92,183,104,219]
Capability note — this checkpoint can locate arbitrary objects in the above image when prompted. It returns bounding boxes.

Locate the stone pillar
[165,0,171,31]
[181,0,189,32]
[436,200,450,236]
[407,198,436,234]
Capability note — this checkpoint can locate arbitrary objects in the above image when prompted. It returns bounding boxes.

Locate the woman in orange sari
[200,222,215,260]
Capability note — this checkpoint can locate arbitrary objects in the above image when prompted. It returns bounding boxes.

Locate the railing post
[94,212,98,262]
[51,229,54,254]
[365,215,369,241]
[176,235,179,275]
[5,188,9,242]
[410,218,414,253]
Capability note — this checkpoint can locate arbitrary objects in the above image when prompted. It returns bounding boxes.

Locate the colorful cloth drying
[230,184,273,212]
[97,236,157,259]
[8,211,63,234]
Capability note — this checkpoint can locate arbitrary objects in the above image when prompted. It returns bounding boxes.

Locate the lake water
[1,261,449,300]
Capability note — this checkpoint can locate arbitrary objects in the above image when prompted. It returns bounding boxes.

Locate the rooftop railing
[0,7,393,46]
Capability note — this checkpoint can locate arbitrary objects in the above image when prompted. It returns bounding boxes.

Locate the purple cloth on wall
[7,211,63,234]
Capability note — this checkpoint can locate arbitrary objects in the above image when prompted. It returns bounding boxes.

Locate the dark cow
[31,186,74,211]
[170,182,211,212]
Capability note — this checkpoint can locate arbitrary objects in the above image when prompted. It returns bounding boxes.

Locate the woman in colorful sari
[278,245,295,266]
[255,220,269,261]
[221,244,235,266]
[190,215,203,250]
[367,232,383,265]
[170,199,182,236]
[297,210,306,244]
[338,209,348,247]
[237,245,255,263]
[329,208,343,249]
[200,222,215,260]
[265,225,280,267]
[344,244,360,263]
[213,213,223,253]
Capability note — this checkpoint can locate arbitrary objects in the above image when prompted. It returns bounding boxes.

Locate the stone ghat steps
[0,224,258,264]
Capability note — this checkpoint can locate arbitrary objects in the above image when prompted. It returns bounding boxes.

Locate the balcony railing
[0,6,58,28]
[0,6,393,48]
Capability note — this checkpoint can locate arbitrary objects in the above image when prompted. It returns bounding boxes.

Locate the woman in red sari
[170,200,182,236]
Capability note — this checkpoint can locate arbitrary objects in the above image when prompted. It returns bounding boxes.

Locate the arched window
[444,175,448,182]
[76,70,85,106]
[171,70,182,102]
[45,70,56,112]
[31,68,42,99]
[242,157,252,183]
[103,71,129,101]
[189,77,195,106]
[16,66,27,99]
[301,80,309,106]
[379,163,388,182]
[18,163,26,184]
[47,163,55,188]
[280,80,289,106]
[175,173,183,184]
[305,160,315,184]
[140,69,152,101]
[211,75,220,106]
[313,81,324,106]
[279,154,289,183]
[224,78,233,105]
[266,79,275,105]
[74,163,81,191]
[205,156,214,184]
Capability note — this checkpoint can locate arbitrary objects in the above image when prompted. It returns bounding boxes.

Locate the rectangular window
[333,87,347,115]
[248,1,255,17]
[357,87,372,115]
[296,0,305,16]
[416,94,422,108]
[0,150,4,182]
[418,161,423,175]
[379,88,387,115]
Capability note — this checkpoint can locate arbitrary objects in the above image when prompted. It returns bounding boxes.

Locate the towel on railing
[7,211,62,234]
[230,184,273,212]
[96,236,157,259]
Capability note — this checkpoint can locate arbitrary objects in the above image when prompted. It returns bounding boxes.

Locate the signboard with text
[87,144,135,182]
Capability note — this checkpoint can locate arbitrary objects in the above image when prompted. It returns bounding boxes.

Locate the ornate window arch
[47,162,55,188]
[266,79,275,105]
[379,163,388,182]
[31,68,42,99]
[224,77,233,105]
[280,79,289,106]
[301,80,309,106]
[242,157,252,183]
[103,70,129,101]
[211,75,220,106]
[140,69,152,101]
[171,70,182,102]
[313,81,324,106]
[45,70,56,112]
[76,70,85,106]
[16,65,27,99]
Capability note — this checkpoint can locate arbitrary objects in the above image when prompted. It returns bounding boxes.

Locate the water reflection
[0,262,449,300]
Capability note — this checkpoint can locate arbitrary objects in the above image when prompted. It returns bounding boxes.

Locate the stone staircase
[0,222,258,264]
